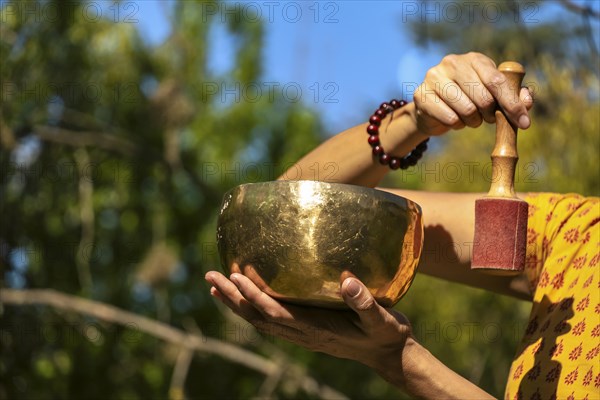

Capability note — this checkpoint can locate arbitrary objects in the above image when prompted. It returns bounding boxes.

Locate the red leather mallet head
[472,61,528,275]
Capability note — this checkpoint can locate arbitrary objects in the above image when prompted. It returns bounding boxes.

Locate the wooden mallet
[471,61,528,275]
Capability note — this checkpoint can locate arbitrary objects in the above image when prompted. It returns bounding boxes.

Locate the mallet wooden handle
[471,61,528,274]
[487,62,525,198]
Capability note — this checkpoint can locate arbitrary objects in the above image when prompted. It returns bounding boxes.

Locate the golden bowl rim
[222,180,422,214]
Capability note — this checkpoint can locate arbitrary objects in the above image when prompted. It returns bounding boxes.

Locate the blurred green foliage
[1,0,598,399]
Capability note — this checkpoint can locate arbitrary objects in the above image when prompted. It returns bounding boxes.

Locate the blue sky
[130,0,598,134]
[135,1,445,133]
[3,0,593,134]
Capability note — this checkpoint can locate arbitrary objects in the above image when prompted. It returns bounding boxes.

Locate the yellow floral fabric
[505,193,600,400]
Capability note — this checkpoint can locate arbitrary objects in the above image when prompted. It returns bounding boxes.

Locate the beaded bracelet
[367,99,429,170]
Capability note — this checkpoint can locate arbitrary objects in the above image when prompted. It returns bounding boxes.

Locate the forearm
[278,102,429,187]
[375,337,495,399]
[279,52,532,188]
[381,189,531,300]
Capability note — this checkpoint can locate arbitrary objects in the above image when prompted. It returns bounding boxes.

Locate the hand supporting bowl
[216,180,423,309]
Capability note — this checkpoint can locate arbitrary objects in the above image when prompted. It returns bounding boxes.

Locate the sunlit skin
[206,52,534,399]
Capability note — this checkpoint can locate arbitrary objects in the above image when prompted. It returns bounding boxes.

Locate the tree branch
[169,343,194,400]
[559,0,600,18]
[74,148,94,294]
[256,355,287,399]
[0,288,348,399]
[31,125,222,204]
[33,125,137,156]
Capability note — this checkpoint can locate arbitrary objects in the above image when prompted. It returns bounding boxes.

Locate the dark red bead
[366,100,427,171]
[406,154,419,165]
[369,115,381,125]
[372,145,384,155]
[379,153,390,165]
[389,157,401,170]
[367,124,379,134]
[368,135,380,145]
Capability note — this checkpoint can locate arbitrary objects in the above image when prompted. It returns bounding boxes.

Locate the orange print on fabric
[504,194,600,400]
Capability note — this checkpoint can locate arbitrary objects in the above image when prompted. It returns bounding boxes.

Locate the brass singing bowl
[216,180,423,309]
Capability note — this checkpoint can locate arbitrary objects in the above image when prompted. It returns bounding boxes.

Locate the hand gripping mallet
[471,61,528,275]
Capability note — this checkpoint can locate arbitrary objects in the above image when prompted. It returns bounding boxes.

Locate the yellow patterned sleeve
[504,193,600,400]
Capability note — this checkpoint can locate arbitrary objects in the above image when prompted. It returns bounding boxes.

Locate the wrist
[382,102,430,157]
[369,335,426,390]
[399,337,439,395]
[373,335,494,399]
